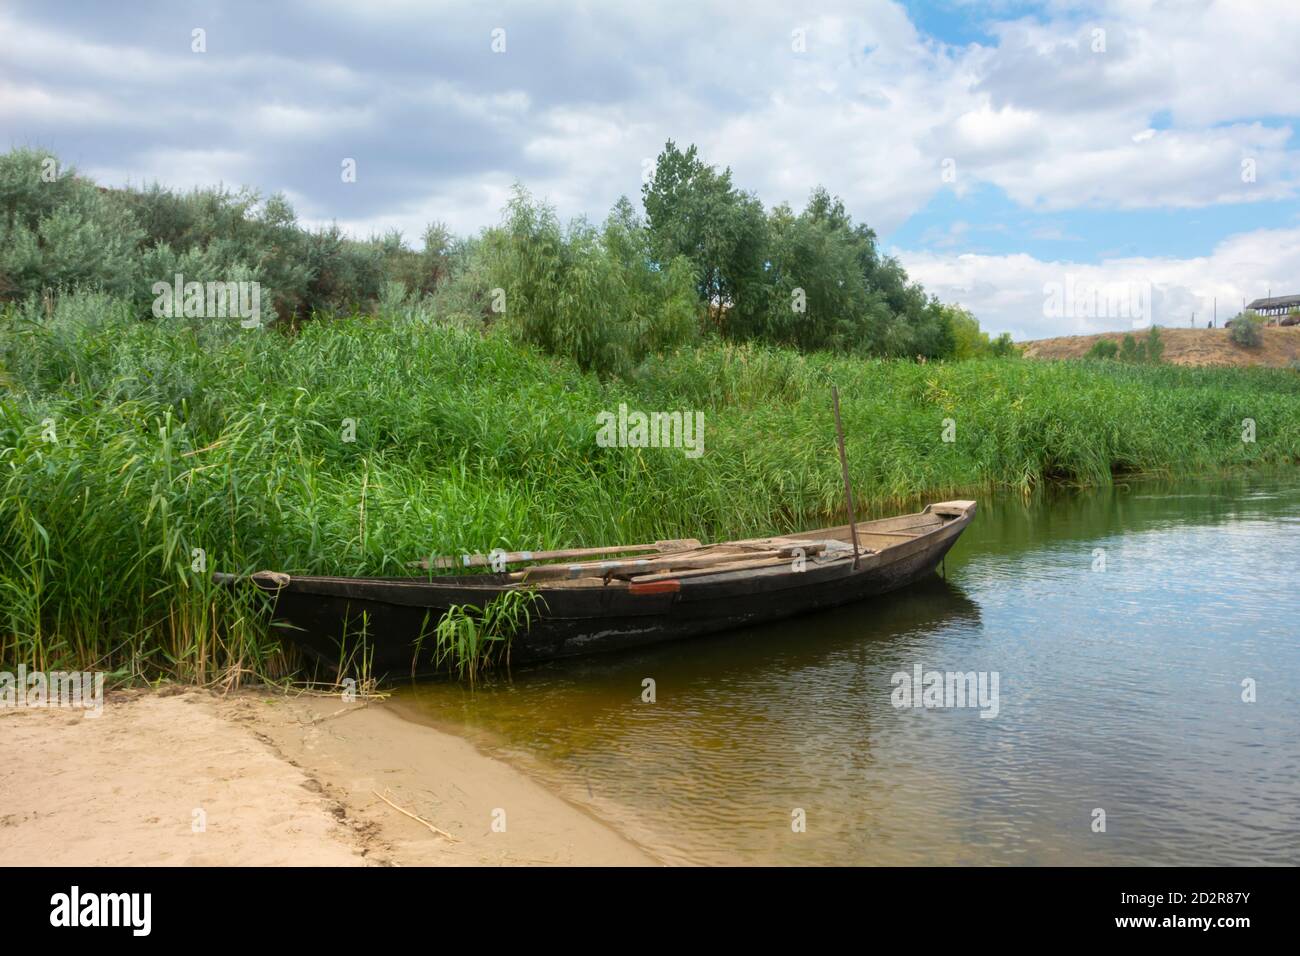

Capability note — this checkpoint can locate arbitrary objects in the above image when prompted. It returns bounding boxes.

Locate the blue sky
[3,0,1299,339]
[899,0,1044,46]
[887,182,1300,262]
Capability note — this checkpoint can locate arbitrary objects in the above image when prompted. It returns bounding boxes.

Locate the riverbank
[0,688,657,866]
[4,307,1299,684]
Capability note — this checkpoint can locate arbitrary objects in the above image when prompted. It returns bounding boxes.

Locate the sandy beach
[0,688,657,866]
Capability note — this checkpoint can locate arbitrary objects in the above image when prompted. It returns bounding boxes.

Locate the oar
[513,547,796,583]
[628,555,799,584]
[832,385,861,570]
[413,539,701,570]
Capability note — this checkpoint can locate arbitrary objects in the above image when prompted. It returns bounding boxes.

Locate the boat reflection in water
[399,574,986,866]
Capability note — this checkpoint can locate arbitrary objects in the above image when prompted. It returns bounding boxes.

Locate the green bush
[0,149,144,301]
[1229,315,1262,348]
[0,148,439,325]
[1086,339,1119,359]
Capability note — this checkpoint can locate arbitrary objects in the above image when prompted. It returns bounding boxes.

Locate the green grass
[420,589,542,685]
[3,296,1298,682]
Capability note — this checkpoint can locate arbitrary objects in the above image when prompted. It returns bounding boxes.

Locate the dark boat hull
[229,502,975,678]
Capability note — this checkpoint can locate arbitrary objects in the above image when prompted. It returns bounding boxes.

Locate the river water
[396,471,1300,865]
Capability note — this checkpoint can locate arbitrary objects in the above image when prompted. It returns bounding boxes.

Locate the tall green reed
[2,298,1297,682]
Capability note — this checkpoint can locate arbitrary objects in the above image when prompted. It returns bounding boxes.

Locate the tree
[989,332,1018,357]
[938,305,1017,360]
[641,141,767,335]
[1144,326,1164,363]
[418,222,454,292]
[945,304,983,359]
[761,200,869,351]
[483,186,699,376]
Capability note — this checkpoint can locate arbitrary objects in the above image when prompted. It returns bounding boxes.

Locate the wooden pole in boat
[831,385,861,570]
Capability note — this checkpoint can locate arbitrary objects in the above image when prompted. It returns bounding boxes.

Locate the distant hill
[1021,326,1300,368]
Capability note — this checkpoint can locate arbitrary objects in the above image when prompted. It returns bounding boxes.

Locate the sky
[4,0,1299,340]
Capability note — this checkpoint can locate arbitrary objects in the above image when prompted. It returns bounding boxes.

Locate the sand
[0,688,657,866]
[1021,324,1300,367]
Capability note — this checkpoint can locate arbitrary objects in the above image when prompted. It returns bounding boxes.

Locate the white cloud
[898,225,1300,340]
[5,0,1300,320]
[86,149,258,193]
[8,0,1300,229]
[297,177,519,240]
[249,104,377,140]
[0,81,140,127]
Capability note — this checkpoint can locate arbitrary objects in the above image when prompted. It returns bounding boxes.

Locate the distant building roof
[1246,294,1300,311]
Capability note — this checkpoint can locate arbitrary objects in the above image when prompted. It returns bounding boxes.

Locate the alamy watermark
[1,665,104,716]
[152,273,262,328]
[1043,274,1152,329]
[596,403,704,458]
[50,886,150,936]
[891,663,1000,718]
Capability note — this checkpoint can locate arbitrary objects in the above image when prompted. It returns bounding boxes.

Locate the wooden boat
[214,500,976,677]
